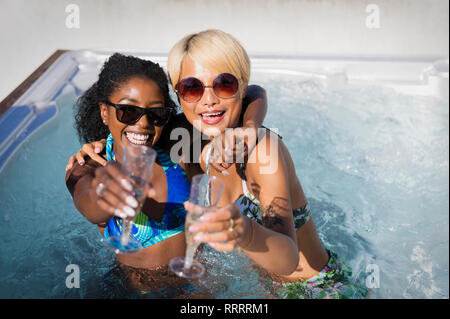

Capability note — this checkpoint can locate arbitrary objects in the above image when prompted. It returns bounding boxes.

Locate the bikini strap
[153,145,177,170]
[106,133,116,161]
[241,178,259,204]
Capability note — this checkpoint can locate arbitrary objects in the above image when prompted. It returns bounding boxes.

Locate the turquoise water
[0,74,448,298]
[261,74,449,298]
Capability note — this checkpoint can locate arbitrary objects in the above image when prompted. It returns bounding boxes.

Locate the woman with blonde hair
[166,29,367,299]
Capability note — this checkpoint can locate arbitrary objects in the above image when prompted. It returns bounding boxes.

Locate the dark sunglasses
[175,73,239,103]
[102,101,175,126]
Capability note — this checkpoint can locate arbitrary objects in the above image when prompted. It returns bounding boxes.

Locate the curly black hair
[74,53,176,143]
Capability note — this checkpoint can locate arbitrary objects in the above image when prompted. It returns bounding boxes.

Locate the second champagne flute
[169,173,224,278]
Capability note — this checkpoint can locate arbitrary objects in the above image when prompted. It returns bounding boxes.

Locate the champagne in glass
[105,144,156,254]
[169,174,224,278]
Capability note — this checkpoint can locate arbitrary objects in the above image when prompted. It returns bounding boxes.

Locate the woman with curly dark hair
[74,53,177,144]
[66,53,200,272]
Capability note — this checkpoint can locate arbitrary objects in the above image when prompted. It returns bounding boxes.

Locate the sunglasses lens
[177,73,239,102]
[117,105,142,124]
[213,73,239,98]
[177,77,204,102]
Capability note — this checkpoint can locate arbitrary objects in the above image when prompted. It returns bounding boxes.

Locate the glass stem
[121,218,133,246]
[184,241,200,269]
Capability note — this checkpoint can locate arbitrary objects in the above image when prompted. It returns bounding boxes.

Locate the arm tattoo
[261,197,290,230]
[261,205,284,229]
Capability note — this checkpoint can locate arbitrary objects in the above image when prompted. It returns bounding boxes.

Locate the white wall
[0,0,448,102]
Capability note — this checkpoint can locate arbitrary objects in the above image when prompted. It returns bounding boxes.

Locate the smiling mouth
[200,111,226,125]
[125,132,153,145]
[201,111,225,118]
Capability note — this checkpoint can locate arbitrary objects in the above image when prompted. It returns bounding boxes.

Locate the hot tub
[0,50,448,298]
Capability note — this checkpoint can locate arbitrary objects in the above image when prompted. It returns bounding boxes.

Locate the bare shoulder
[246,130,308,209]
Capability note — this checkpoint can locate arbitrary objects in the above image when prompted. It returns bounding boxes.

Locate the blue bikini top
[103,134,190,248]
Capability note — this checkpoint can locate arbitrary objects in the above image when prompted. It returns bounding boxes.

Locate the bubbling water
[0,74,447,298]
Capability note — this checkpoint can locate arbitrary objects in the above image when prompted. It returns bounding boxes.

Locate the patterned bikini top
[205,139,311,230]
[104,134,190,248]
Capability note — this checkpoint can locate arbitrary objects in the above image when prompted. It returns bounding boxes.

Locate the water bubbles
[264,77,448,298]
[402,242,448,298]
[0,70,447,298]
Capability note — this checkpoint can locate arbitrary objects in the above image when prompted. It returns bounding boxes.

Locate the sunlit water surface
[0,73,448,298]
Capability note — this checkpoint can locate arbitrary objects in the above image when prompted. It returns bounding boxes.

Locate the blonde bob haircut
[167,29,251,97]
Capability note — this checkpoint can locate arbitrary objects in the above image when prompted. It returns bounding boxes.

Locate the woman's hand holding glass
[91,162,156,220]
[185,202,251,252]
[101,144,156,254]
[169,174,225,278]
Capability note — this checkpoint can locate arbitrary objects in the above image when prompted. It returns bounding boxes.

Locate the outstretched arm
[66,160,111,224]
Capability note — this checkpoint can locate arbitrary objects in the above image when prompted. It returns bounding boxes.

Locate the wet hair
[74,53,176,143]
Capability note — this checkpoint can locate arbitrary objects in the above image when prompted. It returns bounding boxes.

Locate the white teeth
[202,112,223,117]
[125,132,150,145]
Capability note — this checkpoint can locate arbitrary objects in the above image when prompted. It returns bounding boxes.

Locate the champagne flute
[169,174,224,278]
[105,144,156,254]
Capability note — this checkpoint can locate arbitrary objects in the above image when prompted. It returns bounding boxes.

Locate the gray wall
[0,0,448,101]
